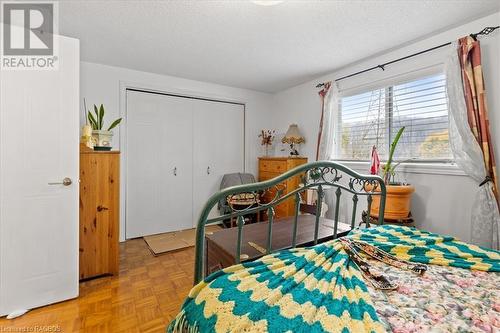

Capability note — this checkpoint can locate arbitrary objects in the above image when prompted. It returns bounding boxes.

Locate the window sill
[332,160,467,176]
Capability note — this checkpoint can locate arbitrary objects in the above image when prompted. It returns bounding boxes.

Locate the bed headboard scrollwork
[193,161,386,284]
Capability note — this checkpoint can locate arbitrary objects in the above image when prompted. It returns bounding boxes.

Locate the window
[337,73,452,162]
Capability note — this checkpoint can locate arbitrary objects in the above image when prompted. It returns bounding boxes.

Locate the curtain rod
[316,25,500,88]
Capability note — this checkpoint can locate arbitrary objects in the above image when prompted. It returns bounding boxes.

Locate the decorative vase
[81,124,94,149]
[263,144,273,156]
[368,184,415,220]
[92,130,113,148]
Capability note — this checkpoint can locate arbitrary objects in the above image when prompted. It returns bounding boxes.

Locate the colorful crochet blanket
[167,225,500,333]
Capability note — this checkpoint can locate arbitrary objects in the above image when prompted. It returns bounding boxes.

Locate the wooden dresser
[79,150,120,280]
[258,156,308,219]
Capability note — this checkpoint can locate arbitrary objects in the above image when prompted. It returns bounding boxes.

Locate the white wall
[80,12,500,244]
[80,62,272,241]
[269,12,500,244]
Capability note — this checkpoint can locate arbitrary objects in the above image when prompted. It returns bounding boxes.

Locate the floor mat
[143,225,221,255]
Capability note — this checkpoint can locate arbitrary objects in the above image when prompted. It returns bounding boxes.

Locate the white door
[192,100,244,226]
[0,36,80,316]
[126,91,194,238]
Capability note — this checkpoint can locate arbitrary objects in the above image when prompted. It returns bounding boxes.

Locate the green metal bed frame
[193,161,386,284]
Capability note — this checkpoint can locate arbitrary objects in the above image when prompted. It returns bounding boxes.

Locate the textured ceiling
[59,0,500,93]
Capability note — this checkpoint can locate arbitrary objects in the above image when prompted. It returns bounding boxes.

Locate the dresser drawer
[258,173,288,220]
[259,159,287,173]
[259,172,287,191]
[258,171,280,181]
[258,157,308,218]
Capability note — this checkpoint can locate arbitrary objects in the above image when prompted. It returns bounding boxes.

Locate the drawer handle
[97,205,109,212]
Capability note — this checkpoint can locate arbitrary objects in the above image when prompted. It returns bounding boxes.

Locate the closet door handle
[173,167,177,176]
[207,166,210,175]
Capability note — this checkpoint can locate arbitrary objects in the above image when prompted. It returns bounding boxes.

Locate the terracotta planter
[368,184,415,220]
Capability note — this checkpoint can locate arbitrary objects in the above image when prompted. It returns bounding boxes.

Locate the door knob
[173,167,177,176]
[48,177,72,186]
[207,166,211,175]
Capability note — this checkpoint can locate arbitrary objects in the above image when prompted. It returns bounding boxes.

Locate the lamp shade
[282,124,305,144]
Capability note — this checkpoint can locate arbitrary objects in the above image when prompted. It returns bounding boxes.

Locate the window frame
[334,71,454,164]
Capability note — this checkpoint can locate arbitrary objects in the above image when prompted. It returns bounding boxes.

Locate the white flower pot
[92,130,113,147]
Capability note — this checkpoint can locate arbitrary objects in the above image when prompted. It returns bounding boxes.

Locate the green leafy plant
[87,104,122,131]
[382,126,405,184]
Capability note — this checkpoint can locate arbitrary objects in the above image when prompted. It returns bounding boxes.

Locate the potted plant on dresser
[368,126,415,222]
[87,104,122,150]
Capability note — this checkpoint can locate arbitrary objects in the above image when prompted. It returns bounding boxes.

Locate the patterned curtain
[446,38,500,249]
[316,82,345,220]
[458,36,499,203]
[316,82,332,160]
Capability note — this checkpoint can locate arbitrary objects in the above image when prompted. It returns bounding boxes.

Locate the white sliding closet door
[192,100,244,225]
[126,91,244,237]
[126,91,194,238]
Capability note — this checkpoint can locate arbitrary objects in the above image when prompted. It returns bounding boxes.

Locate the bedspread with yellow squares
[168,225,500,333]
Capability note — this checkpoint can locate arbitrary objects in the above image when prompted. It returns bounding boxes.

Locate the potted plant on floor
[87,104,122,150]
[369,126,415,221]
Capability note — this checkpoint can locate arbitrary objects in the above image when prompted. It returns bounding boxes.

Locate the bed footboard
[193,161,386,284]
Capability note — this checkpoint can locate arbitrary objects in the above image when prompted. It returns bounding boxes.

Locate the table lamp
[282,124,305,156]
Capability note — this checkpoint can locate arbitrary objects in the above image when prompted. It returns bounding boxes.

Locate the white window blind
[337,73,452,162]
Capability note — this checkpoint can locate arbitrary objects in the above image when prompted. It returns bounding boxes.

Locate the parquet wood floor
[0,239,195,333]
